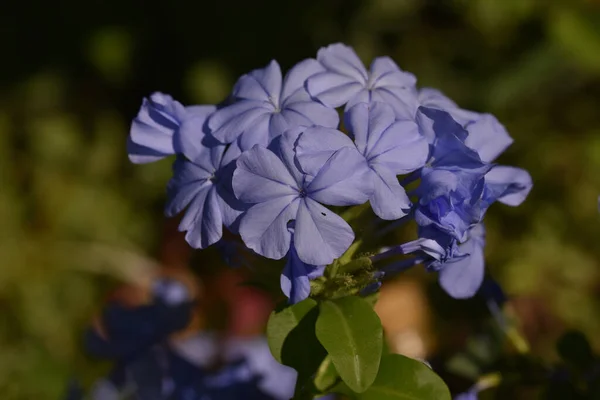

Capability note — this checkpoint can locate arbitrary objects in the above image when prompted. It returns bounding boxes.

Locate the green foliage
[315,296,383,393]
[357,354,451,400]
[267,299,319,364]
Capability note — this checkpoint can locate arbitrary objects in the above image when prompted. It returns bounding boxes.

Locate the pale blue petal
[347,102,395,157]
[281,58,326,100]
[464,114,513,163]
[182,186,223,249]
[371,87,419,120]
[127,136,166,164]
[129,95,183,158]
[439,228,485,299]
[370,168,411,220]
[268,112,290,142]
[295,127,355,176]
[233,60,282,103]
[239,196,300,260]
[281,98,339,129]
[368,120,429,174]
[233,145,298,203]
[316,43,368,82]
[175,105,217,162]
[208,101,272,144]
[238,112,272,151]
[307,147,372,206]
[484,166,532,206]
[281,243,323,304]
[418,88,459,111]
[369,56,416,89]
[268,127,305,185]
[165,158,212,217]
[306,72,363,107]
[294,198,354,265]
[344,88,372,112]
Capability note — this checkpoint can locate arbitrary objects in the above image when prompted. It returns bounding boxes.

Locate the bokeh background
[2,0,600,398]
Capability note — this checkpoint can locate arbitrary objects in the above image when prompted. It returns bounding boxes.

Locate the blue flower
[438,223,486,299]
[281,224,325,303]
[127,92,216,163]
[208,60,339,151]
[166,119,247,248]
[296,102,428,220]
[415,167,488,242]
[306,43,417,118]
[85,278,194,360]
[233,129,372,265]
[414,107,493,241]
[417,88,513,162]
[454,389,478,400]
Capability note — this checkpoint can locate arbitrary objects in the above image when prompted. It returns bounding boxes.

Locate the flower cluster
[128,43,532,304]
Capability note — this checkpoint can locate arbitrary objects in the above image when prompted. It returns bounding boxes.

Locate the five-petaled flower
[209,59,339,151]
[306,43,417,118]
[233,129,372,266]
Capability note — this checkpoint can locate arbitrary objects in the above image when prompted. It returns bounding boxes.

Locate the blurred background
[2,0,600,398]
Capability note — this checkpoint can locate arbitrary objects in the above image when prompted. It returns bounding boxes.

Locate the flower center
[298,188,307,198]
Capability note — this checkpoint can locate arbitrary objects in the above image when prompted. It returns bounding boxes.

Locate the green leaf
[315,296,383,393]
[267,298,318,363]
[358,354,451,400]
[314,356,339,393]
[267,299,327,394]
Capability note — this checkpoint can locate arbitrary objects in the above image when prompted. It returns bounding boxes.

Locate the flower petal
[281,243,322,304]
[368,120,429,174]
[233,145,298,203]
[294,198,354,265]
[370,168,411,220]
[129,95,184,159]
[239,196,300,260]
[165,158,212,217]
[233,60,282,103]
[439,227,485,299]
[345,102,395,156]
[316,43,368,83]
[282,98,339,129]
[464,114,513,163]
[238,112,272,151]
[127,136,167,164]
[295,127,355,176]
[176,105,217,162]
[484,166,532,206]
[182,186,223,249]
[208,101,272,144]
[307,147,372,206]
[306,72,364,108]
[369,56,416,89]
[281,58,325,100]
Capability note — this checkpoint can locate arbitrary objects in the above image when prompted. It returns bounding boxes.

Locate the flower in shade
[296,101,428,220]
[85,278,194,360]
[208,60,339,151]
[233,129,372,266]
[306,43,417,118]
[417,88,513,163]
[165,115,247,249]
[127,91,216,163]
